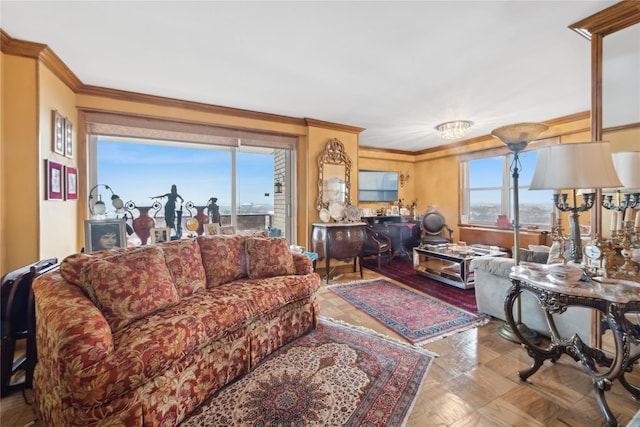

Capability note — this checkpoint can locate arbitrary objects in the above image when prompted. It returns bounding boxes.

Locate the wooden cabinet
[311,223,366,283]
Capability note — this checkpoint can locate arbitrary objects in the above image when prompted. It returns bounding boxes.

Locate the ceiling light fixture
[434,120,473,140]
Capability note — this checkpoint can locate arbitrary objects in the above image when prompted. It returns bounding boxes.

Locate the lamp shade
[529,142,623,190]
[611,151,640,192]
[491,122,549,153]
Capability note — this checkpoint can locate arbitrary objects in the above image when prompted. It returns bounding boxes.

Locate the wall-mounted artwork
[64,118,73,158]
[64,166,78,200]
[46,159,63,200]
[52,110,64,155]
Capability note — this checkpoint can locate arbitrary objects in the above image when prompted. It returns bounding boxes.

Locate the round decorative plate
[345,205,360,222]
[329,202,345,220]
[319,208,331,223]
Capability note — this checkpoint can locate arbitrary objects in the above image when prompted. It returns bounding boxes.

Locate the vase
[194,206,210,236]
[133,206,155,245]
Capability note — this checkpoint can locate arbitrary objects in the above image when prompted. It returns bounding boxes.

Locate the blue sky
[97,139,275,210]
[469,151,553,205]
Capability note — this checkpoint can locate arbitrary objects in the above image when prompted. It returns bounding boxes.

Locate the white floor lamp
[491,122,549,344]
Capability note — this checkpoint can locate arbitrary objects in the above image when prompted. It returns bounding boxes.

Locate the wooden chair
[360,226,393,269]
[420,210,453,245]
[1,258,58,396]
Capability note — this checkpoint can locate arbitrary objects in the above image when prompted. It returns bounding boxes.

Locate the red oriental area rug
[181,318,434,427]
[362,257,479,313]
[329,279,488,345]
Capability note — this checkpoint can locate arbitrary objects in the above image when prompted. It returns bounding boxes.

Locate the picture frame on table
[46,159,63,200]
[52,110,64,155]
[150,227,171,244]
[203,223,220,236]
[84,219,127,253]
[220,225,236,235]
[64,119,73,158]
[64,166,78,200]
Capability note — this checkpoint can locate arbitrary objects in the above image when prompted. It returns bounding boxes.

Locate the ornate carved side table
[506,267,640,427]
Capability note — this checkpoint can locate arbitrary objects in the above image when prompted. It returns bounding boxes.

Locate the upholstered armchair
[420,210,453,245]
[361,226,393,269]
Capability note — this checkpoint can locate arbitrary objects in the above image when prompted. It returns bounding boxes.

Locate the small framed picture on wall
[64,166,78,200]
[52,110,64,155]
[64,119,73,158]
[46,159,63,200]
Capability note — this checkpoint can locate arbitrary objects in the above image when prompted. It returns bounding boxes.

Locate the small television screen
[358,170,399,202]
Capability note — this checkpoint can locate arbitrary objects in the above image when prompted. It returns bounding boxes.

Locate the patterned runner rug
[181,318,434,427]
[328,278,488,345]
[362,257,479,313]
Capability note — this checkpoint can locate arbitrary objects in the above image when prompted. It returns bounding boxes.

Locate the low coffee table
[413,245,507,289]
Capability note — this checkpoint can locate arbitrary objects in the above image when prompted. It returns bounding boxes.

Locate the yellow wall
[1,53,40,272]
[39,65,79,262]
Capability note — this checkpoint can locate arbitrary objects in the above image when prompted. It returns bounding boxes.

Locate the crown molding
[1,29,308,127]
[304,118,365,134]
[570,0,640,39]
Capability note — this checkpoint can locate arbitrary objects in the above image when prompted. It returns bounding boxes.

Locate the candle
[616,210,623,230]
[611,211,617,231]
[624,207,634,223]
[550,212,556,227]
[636,210,640,229]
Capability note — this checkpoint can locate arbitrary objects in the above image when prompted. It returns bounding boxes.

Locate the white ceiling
[1,1,617,152]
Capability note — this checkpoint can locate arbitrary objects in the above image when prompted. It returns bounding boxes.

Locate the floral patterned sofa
[32,234,321,426]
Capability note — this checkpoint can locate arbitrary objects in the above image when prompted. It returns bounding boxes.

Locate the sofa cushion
[64,288,254,407]
[245,238,295,279]
[198,235,249,287]
[60,248,130,300]
[86,246,180,332]
[519,248,549,264]
[160,238,206,297]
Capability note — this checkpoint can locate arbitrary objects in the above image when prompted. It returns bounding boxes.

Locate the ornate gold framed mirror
[316,138,352,211]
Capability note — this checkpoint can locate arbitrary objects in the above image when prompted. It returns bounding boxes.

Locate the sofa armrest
[292,252,314,275]
[33,272,113,375]
[469,256,515,277]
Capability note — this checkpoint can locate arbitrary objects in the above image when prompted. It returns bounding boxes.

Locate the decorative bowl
[547,263,584,284]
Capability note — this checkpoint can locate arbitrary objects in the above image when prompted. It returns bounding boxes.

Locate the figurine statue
[151,184,184,230]
[207,197,221,225]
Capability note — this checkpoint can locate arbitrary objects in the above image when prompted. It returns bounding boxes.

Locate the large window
[463,150,553,227]
[90,135,293,241]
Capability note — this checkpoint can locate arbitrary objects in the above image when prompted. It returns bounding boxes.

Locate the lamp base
[498,321,541,345]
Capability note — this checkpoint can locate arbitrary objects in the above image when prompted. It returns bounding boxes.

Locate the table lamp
[529,142,623,261]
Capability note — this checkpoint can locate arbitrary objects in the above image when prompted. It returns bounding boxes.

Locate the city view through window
[467,152,554,227]
[95,138,279,234]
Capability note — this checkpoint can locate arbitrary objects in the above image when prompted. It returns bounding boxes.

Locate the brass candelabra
[608,221,639,280]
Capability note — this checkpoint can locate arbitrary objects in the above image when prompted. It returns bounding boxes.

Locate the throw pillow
[60,248,130,300]
[528,245,551,253]
[245,238,295,279]
[198,234,249,287]
[86,246,180,332]
[519,248,549,264]
[160,238,206,297]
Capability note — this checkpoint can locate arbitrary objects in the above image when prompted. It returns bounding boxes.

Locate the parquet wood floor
[2,268,638,426]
